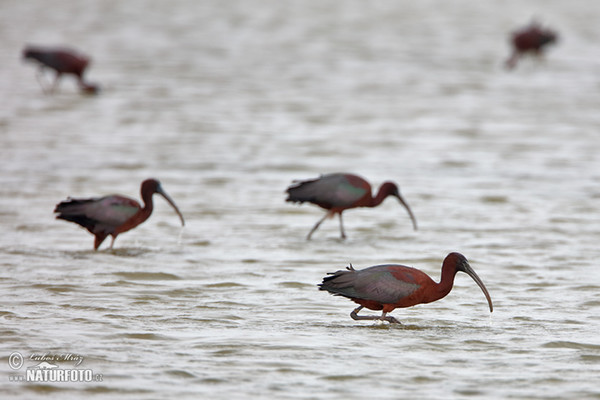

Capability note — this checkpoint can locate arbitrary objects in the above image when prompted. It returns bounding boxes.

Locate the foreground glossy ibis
[286,173,417,239]
[505,22,558,69]
[54,179,185,250]
[319,252,493,323]
[23,45,100,94]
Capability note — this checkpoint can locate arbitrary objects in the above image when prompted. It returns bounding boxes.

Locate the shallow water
[1,0,600,399]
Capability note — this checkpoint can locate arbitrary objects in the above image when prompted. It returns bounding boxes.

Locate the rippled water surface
[2,0,600,399]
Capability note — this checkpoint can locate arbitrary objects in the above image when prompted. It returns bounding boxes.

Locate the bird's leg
[36,68,49,93]
[380,312,401,324]
[350,306,401,324]
[338,213,346,239]
[109,236,116,250]
[50,72,62,93]
[93,233,108,251]
[350,306,365,320]
[307,213,329,240]
[350,306,382,321]
[505,52,519,69]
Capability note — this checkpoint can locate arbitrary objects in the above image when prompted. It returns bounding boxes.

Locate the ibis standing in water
[23,45,100,94]
[505,22,558,69]
[319,252,493,323]
[54,179,185,250]
[286,173,417,239]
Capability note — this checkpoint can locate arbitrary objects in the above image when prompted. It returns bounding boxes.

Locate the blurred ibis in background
[319,252,493,323]
[505,21,558,69]
[54,179,185,250]
[286,173,417,239]
[23,45,100,94]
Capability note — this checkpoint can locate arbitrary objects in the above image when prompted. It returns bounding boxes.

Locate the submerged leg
[338,213,346,239]
[380,312,400,324]
[505,52,519,69]
[50,72,62,93]
[307,212,329,240]
[350,306,400,324]
[36,68,49,93]
[350,306,367,320]
[93,232,109,251]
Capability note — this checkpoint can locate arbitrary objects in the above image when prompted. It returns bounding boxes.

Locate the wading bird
[23,45,100,94]
[54,179,185,250]
[505,22,558,69]
[286,173,417,239]
[319,252,493,323]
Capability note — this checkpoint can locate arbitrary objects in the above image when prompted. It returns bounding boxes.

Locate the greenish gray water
[1,0,600,398]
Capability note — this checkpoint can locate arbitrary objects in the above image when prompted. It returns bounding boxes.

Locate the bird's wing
[26,48,88,74]
[321,264,420,304]
[92,196,140,226]
[287,174,367,208]
[352,266,421,304]
[57,196,140,226]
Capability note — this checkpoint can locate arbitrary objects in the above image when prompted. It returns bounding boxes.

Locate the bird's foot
[382,316,401,324]
[350,307,401,324]
[380,311,401,324]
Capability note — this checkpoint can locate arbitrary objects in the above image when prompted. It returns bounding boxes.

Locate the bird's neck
[117,197,153,234]
[371,186,392,207]
[139,202,154,222]
[426,267,457,303]
[140,194,155,217]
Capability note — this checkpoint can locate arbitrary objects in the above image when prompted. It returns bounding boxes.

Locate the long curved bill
[157,186,185,226]
[396,195,418,231]
[464,264,493,312]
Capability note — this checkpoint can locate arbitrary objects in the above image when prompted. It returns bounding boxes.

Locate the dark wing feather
[55,195,140,234]
[286,173,367,209]
[319,264,420,304]
[24,47,88,75]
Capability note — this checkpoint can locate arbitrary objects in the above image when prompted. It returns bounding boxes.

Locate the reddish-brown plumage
[319,252,493,323]
[54,179,184,250]
[505,22,558,69]
[286,173,417,239]
[23,45,100,94]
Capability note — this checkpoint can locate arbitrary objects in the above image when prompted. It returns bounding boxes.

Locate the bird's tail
[54,198,97,233]
[285,178,320,204]
[318,265,359,298]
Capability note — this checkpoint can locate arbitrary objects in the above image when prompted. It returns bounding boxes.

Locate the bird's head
[142,179,185,227]
[382,182,418,231]
[448,252,493,313]
[540,29,558,46]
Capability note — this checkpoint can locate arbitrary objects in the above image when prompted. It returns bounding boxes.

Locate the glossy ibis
[319,252,493,323]
[286,173,417,239]
[23,45,100,94]
[505,22,558,69]
[54,179,184,250]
